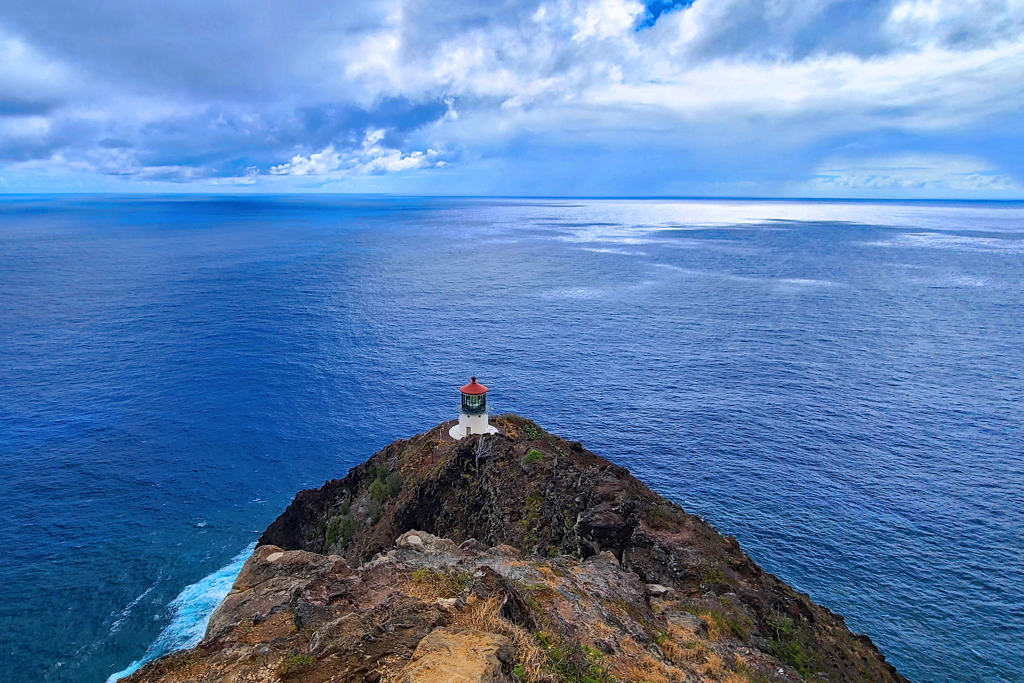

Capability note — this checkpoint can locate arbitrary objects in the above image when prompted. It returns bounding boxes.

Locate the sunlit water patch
[865,232,1024,252]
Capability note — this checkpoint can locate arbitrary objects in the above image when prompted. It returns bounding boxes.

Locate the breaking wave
[106,543,256,683]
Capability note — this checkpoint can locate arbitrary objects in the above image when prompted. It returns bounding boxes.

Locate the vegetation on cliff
[129,415,907,683]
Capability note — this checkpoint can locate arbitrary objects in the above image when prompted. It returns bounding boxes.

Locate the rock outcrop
[399,627,513,683]
[128,415,908,683]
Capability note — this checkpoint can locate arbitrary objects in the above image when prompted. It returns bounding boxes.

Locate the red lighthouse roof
[460,376,488,395]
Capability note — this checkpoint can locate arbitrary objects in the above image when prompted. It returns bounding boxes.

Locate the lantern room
[461,377,487,413]
[449,376,499,440]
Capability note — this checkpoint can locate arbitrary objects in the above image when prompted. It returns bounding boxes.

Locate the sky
[0,0,1022,197]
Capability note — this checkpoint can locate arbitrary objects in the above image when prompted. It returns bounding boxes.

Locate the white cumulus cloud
[269,129,445,177]
[572,0,646,41]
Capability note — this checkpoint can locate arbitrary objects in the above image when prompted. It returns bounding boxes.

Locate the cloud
[886,0,1024,48]
[582,39,1024,130]
[0,25,78,116]
[572,0,646,41]
[810,153,1021,193]
[270,147,345,176]
[269,129,446,176]
[0,0,1022,194]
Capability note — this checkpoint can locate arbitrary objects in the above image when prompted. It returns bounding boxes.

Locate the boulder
[397,530,459,553]
[398,627,513,683]
[646,583,674,598]
[232,545,337,592]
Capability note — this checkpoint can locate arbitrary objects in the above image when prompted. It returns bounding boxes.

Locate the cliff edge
[128,415,908,683]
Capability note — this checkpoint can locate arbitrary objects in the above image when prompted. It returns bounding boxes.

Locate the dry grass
[537,565,561,584]
[699,613,724,642]
[379,589,550,682]
[611,636,687,683]
[611,660,672,683]
[659,636,709,666]
[722,674,750,683]
[497,418,518,439]
[400,566,759,683]
[451,594,551,683]
[699,652,725,677]
[584,620,620,645]
[401,569,471,601]
[654,625,758,683]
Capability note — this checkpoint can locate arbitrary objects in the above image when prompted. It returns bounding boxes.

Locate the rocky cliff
[127,415,908,683]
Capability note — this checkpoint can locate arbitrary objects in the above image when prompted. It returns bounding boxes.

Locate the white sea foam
[944,274,992,287]
[106,543,256,683]
[954,275,990,286]
[866,232,1024,253]
[778,278,837,287]
[580,247,648,256]
[108,586,156,635]
[652,264,838,289]
[540,286,609,300]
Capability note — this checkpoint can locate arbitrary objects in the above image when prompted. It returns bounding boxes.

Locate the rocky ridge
[128,415,908,683]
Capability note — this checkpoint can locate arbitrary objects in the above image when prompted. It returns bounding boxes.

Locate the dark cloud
[0,0,387,98]
[0,101,57,117]
[295,99,450,148]
[660,0,893,59]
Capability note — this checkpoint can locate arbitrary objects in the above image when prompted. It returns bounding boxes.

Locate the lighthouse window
[462,393,486,412]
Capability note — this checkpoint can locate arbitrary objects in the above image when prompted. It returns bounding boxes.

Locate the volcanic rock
[126,415,908,683]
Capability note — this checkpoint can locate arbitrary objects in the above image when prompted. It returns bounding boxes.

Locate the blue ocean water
[0,196,1021,683]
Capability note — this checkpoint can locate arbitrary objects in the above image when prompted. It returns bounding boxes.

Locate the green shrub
[325,517,341,545]
[367,462,388,481]
[524,449,544,464]
[282,653,313,674]
[533,632,614,683]
[771,638,814,677]
[368,478,388,504]
[325,514,358,547]
[697,560,726,586]
[766,612,816,677]
[340,516,356,544]
[367,499,383,524]
[521,420,544,439]
[646,506,670,528]
[385,471,403,497]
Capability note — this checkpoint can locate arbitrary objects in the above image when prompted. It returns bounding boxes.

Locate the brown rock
[398,627,513,683]
[128,416,909,683]
[234,545,336,591]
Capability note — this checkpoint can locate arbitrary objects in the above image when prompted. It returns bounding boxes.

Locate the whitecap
[579,247,648,256]
[946,275,991,287]
[106,543,256,683]
[108,585,156,635]
[540,287,609,300]
[778,278,836,287]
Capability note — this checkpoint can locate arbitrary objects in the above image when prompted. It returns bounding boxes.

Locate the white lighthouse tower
[449,376,499,440]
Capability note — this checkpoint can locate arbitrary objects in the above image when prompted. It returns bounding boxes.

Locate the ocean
[0,195,1021,683]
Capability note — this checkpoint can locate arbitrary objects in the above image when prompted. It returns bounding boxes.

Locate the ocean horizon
[1,195,1021,683]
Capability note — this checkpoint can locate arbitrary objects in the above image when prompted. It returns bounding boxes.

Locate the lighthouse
[449,376,499,440]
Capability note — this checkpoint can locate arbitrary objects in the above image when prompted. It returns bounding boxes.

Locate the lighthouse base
[449,412,499,440]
